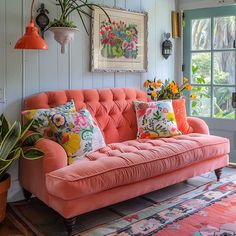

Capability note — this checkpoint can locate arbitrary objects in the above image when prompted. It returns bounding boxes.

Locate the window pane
[192,18,211,50]
[191,86,211,117]
[192,53,211,84]
[214,51,235,85]
[214,16,235,49]
[213,87,235,119]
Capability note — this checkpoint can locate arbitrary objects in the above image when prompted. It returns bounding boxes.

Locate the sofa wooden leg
[215,168,223,181]
[64,217,76,236]
[23,188,32,200]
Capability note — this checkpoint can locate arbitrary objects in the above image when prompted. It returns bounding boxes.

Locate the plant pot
[50,27,79,54]
[0,173,11,222]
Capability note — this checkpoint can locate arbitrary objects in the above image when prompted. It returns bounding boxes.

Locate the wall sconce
[36,3,50,39]
[162,33,172,59]
[15,0,48,50]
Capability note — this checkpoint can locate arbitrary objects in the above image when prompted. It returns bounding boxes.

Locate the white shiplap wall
[0,0,176,201]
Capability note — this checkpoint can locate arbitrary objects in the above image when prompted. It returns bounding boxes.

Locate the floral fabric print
[48,108,106,162]
[134,100,181,139]
[100,19,138,59]
[22,100,76,138]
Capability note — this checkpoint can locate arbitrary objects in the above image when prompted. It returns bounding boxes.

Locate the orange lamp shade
[15,20,48,50]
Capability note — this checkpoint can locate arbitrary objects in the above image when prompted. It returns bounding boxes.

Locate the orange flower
[185,83,192,91]
[169,82,179,94]
[156,79,162,87]
[172,88,179,94]
[151,82,156,87]
[143,80,150,87]
[151,92,158,98]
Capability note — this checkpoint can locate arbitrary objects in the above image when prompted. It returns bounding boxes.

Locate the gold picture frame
[91,6,148,72]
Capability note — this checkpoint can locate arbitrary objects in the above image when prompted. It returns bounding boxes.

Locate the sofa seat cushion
[46,134,229,200]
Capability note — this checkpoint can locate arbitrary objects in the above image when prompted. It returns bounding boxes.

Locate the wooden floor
[1,166,235,236]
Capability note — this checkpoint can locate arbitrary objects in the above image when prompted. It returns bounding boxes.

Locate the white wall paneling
[1,0,176,201]
[0,0,6,114]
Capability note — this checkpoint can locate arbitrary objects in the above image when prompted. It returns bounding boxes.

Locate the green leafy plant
[0,114,44,181]
[50,0,111,34]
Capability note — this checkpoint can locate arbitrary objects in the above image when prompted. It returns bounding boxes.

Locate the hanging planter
[50,27,79,54]
[49,1,110,54]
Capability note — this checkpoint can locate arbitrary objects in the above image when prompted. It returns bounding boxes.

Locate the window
[183,7,236,119]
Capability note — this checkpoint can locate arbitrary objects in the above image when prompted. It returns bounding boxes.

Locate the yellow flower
[143,80,150,87]
[183,77,188,83]
[126,30,132,36]
[68,156,74,165]
[170,81,175,88]
[185,83,192,91]
[25,110,37,120]
[190,93,197,99]
[68,123,74,129]
[62,133,81,156]
[151,92,158,98]
[166,112,176,122]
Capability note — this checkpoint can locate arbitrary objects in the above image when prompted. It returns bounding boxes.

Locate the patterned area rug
[8,175,236,236]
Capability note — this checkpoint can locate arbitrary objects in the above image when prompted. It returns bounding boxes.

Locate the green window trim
[183,5,236,119]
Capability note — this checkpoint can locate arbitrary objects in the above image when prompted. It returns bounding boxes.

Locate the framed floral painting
[91,6,148,72]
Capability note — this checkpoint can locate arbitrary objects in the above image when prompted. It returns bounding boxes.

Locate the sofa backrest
[24,88,148,144]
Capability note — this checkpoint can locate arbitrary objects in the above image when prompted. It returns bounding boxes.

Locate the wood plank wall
[0,0,176,200]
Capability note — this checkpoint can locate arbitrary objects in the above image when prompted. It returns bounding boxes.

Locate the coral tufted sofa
[19,88,230,235]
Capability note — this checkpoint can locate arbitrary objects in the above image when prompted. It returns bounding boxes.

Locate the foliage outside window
[190,16,235,119]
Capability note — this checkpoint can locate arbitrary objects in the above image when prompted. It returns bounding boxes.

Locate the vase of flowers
[143,77,196,101]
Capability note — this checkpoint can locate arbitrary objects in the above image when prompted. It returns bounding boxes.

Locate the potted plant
[0,114,44,222]
[49,0,110,53]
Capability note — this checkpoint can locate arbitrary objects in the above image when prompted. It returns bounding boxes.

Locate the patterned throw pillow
[48,108,106,162]
[134,100,182,139]
[22,100,76,138]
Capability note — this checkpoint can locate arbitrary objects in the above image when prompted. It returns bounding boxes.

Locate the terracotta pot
[0,173,11,222]
[50,27,79,54]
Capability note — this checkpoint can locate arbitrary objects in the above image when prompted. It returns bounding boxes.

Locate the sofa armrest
[19,138,67,202]
[187,117,209,135]
[35,138,68,173]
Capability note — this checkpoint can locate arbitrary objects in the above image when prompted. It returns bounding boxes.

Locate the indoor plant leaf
[0,114,11,143]
[20,119,34,140]
[22,148,44,160]
[21,132,42,147]
[0,121,21,160]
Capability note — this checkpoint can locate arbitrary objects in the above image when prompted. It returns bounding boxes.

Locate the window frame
[183,6,236,119]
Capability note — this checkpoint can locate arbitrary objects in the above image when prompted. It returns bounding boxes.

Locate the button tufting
[24,88,148,144]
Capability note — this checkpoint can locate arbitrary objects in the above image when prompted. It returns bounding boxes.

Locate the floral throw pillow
[48,108,106,163]
[22,100,76,138]
[134,100,182,139]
